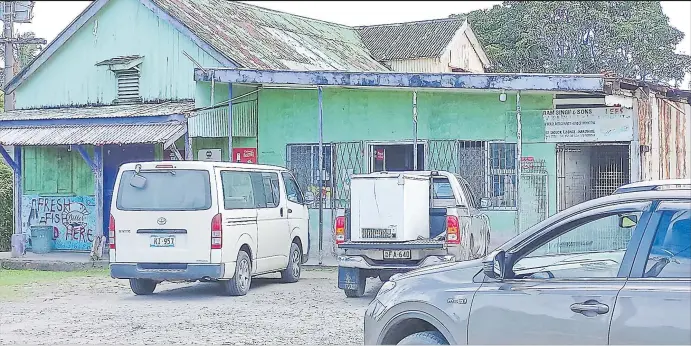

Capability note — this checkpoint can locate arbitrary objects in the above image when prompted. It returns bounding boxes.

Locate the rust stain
[661,99,671,179]
[675,102,688,178]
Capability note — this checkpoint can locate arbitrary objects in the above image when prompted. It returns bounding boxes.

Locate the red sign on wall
[232,148,257,163]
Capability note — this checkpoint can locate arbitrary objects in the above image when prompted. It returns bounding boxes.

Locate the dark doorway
[370,143,425,172]
[103,144,156,236]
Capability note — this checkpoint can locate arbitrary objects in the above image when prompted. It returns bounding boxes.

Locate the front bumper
[110,263,224,281]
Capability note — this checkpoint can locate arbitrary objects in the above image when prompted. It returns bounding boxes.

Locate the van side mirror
[129,173,147,189]
[304,191,316,205]
[483,250,506,280]
[480,198,492,208]
[619,214,638,228]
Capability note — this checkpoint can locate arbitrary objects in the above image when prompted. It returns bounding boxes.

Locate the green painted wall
[14,0,223,109]
[253,87,555,243]
[23,146,94,196]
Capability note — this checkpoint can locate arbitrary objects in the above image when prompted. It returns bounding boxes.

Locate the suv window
[644,208,691,279]
[221,171,281,209]
[432,178,454,200]
[116,169,212,211]
[282,172,304,204]
[513,211,643,279]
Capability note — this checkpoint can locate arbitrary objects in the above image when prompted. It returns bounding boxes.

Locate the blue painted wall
[14,0,224,109]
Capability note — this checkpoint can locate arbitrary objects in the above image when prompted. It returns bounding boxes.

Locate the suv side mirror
[480,198,492,208]
[483,250,506,280]
[304,191,316,205]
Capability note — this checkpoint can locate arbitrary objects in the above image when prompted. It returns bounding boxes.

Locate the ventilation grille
[115,68,142,104]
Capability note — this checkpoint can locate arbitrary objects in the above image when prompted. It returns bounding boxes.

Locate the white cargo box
[350,172,430,242]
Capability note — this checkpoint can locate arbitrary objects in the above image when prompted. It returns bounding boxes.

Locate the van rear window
[116,169,212,211]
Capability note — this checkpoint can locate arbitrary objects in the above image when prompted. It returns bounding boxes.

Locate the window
[460,182,478,209]
[282,172,304,204]
[458,141,517,209]
[513,211,643,279]
[220,171,255,210]
[644,209,691,279]
[261,172,281,208]
[432,178,454,199]
[286,144,332,207]
[116,170,211,211]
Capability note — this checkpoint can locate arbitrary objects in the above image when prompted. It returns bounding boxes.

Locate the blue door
[103,144,155,237]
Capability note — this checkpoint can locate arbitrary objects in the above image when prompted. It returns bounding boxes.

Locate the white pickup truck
[335,170,492,297]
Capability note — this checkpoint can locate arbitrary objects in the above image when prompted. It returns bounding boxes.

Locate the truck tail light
[211,213,223,249]
[335,216,346,245]
[108,214,116,249]
[446,215,460,245]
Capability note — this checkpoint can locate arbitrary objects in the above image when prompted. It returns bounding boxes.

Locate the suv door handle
[280,208,284,217]
[570,301,609,315]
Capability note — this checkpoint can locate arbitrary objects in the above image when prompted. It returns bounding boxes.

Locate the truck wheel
[344,271,366,298]
[379,272,393,282]
[398,331,448,345]
[129,279,157,295]
[280,243,301,283]
[221,250,252,296]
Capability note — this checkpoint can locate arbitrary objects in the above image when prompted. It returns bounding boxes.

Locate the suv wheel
[221,250,252,296]
[398,331,448,345]
[281,243,301,283]
[129,279,157,295]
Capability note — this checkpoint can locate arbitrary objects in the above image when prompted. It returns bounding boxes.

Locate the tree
[453,1,691,86]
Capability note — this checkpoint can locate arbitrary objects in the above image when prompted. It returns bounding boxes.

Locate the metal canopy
[0,122,186,147]
[194,68,605,92]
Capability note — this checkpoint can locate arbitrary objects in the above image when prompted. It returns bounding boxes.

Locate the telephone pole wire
[1,1,46,111]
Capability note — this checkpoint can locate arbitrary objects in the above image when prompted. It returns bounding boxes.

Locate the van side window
[220,171,255,210]
[282,172,304,204]
[260,172,281,208]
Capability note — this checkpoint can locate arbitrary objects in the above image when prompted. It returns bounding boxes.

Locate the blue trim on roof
[194,68,604,92]
[0,114,186,128]
[138,0,238,68]
[76,145,97,172]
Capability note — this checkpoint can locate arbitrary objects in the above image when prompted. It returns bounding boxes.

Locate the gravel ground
[0,268,383,345]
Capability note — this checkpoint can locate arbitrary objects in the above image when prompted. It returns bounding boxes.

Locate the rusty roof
[0,123,185,146]
[151,0,387,71]
[95,55,143,66]
[356,18,465,61]
[0,101,194,121]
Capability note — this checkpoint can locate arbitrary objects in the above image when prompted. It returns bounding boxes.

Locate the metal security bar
[428,140,518,210]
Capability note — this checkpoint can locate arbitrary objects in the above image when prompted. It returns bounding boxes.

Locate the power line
[0,1,46,111]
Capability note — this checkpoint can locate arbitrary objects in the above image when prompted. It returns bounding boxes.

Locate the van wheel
[281,243,301,283]
[129,279,157,295]
[484,230,491,256]
[221,250,252,296]
[398,331,448,345]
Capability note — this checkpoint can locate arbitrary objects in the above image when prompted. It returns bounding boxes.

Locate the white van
[109,161,311,296]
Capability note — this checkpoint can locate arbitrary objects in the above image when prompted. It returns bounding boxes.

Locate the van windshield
[116,169,212,211]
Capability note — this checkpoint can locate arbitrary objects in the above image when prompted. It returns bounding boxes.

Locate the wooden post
[9,146,24,257]
[89,146,105,260]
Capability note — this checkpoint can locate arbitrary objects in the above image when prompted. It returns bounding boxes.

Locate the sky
[11,0,691,88]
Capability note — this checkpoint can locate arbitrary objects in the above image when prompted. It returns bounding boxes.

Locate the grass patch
[0,269,108,299]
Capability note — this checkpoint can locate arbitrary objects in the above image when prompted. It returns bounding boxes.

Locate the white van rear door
[112,165,217,263]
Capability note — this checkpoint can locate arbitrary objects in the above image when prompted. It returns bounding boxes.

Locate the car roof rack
[613,179,691,194]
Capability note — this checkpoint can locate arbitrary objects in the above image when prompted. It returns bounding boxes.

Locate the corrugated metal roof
[95,55,143,66]
[151,0,387,71]
[356,19,464,61]
[0,122,185,146]
[0,101,194,121]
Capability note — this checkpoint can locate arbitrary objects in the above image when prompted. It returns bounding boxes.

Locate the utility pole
[1,1,45,111]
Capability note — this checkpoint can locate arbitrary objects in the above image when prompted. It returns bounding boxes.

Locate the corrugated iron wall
[637,91,690,180]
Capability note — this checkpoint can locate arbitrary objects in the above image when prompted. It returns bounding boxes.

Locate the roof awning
[0,122,186,148]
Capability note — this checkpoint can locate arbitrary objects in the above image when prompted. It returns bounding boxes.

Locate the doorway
[102,144,156,236]
[556,143,631,211]
[369,142,425,172]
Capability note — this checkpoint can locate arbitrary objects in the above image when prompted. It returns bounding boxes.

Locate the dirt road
[0,268,382,345]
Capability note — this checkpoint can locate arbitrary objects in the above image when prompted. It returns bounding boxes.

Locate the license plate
[150,235,175,247]
[383,249,411,260]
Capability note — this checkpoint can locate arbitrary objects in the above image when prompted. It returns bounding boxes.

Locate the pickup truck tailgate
[338,239,446,250]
